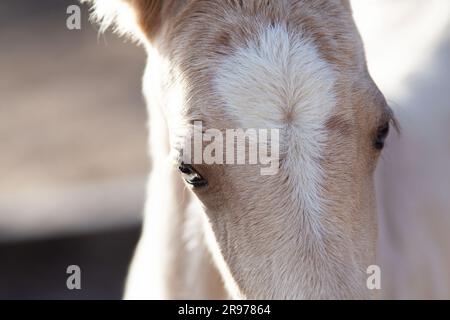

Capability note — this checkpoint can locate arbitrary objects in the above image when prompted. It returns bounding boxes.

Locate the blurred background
[0,0,148,299]
[0,0,449,299]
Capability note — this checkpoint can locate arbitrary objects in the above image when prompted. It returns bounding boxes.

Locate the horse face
[88,0,395,299]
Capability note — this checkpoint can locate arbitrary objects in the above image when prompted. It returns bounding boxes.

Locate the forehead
[213,24,336,131]
[168,0,365,71]
[161,0,376,127]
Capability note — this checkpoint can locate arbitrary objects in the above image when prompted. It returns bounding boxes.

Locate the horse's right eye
[178,163,208,187]
[373,122,390,150]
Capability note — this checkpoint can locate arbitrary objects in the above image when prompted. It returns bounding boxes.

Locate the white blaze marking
[214,24,336,223]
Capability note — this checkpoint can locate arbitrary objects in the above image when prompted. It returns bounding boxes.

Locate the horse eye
[373,122,390,150]
[178,163,208,187]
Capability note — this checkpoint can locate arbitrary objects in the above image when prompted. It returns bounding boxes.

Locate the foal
[85,0,394,299]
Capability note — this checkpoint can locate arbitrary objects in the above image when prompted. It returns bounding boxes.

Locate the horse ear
[81,0,166,43]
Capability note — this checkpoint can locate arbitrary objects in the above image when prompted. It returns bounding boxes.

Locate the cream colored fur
[83,0,394,299]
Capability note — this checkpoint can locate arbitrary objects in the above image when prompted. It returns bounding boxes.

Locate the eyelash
[178,162,208,187]
[374,123,390,150]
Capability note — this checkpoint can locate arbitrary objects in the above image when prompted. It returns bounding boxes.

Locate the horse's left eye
[178,163,208,187]
[373,122,390,150]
